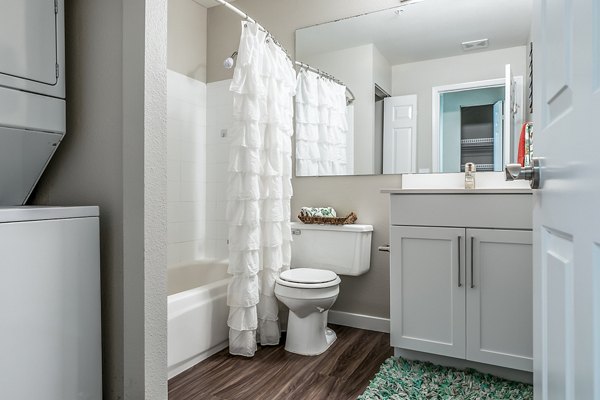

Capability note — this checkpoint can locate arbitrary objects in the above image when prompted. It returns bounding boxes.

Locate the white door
[383,95,417,174]
[533,0,599,398]
[493,100,504,170]
[504,64,515,166]
[390,226,466,359]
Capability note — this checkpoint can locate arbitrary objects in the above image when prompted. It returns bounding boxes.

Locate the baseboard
[168,340,229,380]
[394,348,533,384]
[328,310,390,333]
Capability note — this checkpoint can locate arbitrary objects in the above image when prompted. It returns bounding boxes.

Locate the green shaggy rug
[358,357,533,400]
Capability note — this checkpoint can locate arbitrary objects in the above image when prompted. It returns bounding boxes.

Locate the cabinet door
[390,226,466,358]
[466,229,533,371]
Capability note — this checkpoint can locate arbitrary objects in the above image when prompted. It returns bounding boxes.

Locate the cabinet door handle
[457,236,462,287]
[470,236,475,289]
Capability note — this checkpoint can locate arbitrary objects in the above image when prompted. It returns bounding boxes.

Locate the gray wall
[392,46,527,172]
[32,0,168,398]
[207,0,402,319]
[302,44,375,175]
[292,175,400,318]
[168,0,207,82]
[207,0,399,82]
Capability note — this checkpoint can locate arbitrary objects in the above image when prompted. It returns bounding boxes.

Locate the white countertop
[381,188,533,194]
[0,206,99,223]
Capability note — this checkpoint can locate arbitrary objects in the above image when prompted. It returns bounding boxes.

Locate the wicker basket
[297,212,357,225]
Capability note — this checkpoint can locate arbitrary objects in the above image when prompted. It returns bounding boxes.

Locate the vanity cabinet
[388,190,533,372]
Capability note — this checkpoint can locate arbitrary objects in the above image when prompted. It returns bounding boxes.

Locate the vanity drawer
[390,193,533,229]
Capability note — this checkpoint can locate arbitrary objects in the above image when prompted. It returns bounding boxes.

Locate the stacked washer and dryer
[0,1,102,399]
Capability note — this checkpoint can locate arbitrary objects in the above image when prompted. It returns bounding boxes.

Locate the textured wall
[32,1,126,396]
[32,0,168,398]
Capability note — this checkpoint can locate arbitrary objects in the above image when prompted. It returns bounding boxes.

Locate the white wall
[167,70,208,266]
[373,46,392,173]
[205,80,232,261]
[392,46,527,172]
[373,46,392,95]
[166,74,230,267]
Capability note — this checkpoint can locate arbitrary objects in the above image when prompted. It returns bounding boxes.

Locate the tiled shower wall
[166,70,232,267]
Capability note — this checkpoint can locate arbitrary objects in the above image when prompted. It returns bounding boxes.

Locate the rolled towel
[300,207,337,218]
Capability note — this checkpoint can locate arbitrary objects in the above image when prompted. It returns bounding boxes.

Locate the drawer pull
[471,236,475,289]
[458,236,462,287]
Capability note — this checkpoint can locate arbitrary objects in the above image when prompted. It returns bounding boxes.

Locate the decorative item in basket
[297,212,358,225]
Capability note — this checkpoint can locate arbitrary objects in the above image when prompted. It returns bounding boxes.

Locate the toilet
[275,222,373,356]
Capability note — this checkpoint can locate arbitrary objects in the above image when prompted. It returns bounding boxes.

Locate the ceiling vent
[461,38,489,51]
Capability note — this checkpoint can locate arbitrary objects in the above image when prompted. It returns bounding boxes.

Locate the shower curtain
[226,21,296,357]
[295,70,349,176]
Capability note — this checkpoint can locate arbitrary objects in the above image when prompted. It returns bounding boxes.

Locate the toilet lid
[279,268,338,284]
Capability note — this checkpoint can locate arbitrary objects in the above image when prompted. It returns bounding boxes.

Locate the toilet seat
[276,268,340,289]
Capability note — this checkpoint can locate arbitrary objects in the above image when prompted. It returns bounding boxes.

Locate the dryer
[0,0,65,98]
[0,0,66,205]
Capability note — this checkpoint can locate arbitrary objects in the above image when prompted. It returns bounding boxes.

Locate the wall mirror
[294,0,533,176]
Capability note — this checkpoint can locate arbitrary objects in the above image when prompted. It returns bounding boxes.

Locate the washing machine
[0,0,66,205]
[0,206,102,399]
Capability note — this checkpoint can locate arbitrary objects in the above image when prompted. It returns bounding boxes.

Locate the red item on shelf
[517,123,527,167]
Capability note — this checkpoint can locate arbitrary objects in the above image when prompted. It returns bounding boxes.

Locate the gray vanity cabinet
[388,190,533,372]
[390,226,466,359]
[466,228,533,371]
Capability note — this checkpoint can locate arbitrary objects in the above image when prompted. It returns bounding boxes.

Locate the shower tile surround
[167,71,230,267]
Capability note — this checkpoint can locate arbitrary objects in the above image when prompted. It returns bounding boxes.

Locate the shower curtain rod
[295,61,356,104]
[213,0,356,105]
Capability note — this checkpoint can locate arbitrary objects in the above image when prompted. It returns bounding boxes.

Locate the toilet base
[284,309,337,356]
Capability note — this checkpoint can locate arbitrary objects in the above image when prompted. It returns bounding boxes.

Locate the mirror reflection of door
[432,68,523,173]
[383,95,417,174]
[441,87,504,173]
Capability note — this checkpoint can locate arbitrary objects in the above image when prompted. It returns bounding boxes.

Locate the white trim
[328,310,390,333]
[394,347,533,384]
[168,340,228,380]
[431,78,505,173]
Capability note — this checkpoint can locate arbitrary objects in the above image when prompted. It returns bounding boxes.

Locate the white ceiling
[193,0,235,8]
[296,0,533,65]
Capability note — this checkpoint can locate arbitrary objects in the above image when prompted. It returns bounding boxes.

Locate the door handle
[504,158,540,189]
[470,236,475,289]
[458,236,462,287]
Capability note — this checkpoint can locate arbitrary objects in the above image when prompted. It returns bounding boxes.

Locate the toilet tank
[290,222,373,276]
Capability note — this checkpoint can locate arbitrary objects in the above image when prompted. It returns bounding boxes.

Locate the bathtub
[168,260,230,379]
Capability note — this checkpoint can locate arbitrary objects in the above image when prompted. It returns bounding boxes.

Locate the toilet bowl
[276,222,373,356]
[275,268,341,356]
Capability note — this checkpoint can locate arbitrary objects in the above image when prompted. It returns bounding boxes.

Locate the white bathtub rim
[168,276,231,303]
[168,339,229,380]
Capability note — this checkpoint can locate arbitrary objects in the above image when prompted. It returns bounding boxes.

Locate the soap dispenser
[465,162,476,189]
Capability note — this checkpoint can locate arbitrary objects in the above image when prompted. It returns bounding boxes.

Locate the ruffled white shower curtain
[226,21,297,357]
[295,70,349,176]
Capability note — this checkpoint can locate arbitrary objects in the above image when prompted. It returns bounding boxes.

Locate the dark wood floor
[168,325,393,400]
